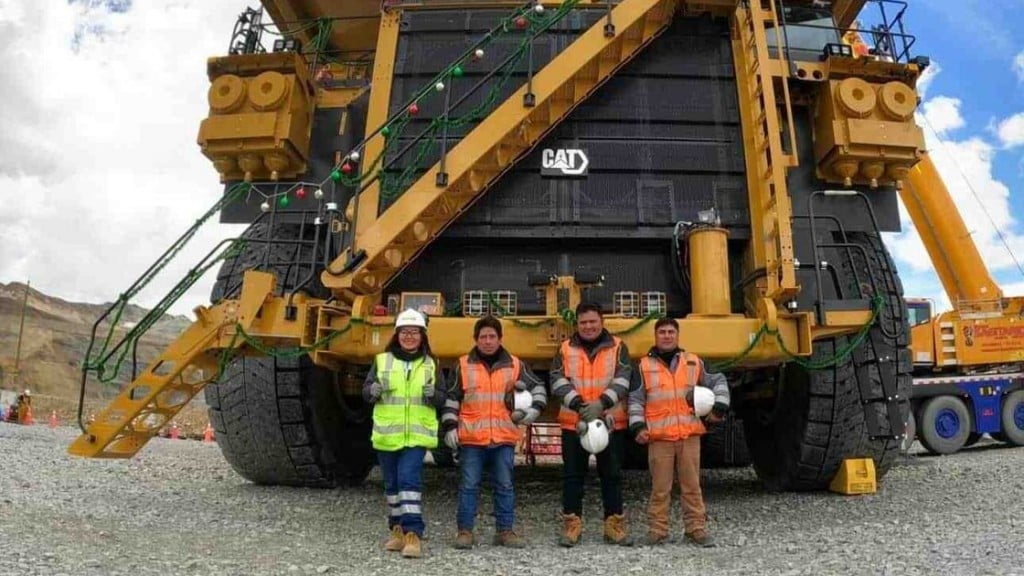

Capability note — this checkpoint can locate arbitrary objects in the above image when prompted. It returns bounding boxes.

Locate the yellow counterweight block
[197,52,315,182]
[813,77,925,189]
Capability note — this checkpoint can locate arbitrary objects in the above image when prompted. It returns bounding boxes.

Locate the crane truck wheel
[741,232,910,491]
[205,221,375,488]
[918,395,971,455]
[1000,390,1024,446]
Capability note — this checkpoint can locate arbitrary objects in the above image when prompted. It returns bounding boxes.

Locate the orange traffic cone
[169,422,180,440]
[203,423,215,443]
[49,410,59,429]
[23,406,34,426]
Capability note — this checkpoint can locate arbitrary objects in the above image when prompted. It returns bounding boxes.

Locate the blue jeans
[457,444,515,531]
[378,447,426,536]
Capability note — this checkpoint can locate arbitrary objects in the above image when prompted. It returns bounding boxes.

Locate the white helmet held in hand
[692,386,715,417]
[513,390,533,412]
[395,308,427,329]
[580,419,610,454]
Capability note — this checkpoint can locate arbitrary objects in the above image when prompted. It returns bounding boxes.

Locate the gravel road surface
[2,423,1023,576]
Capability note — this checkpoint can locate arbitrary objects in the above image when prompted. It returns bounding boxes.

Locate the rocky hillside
[0,282,192,400]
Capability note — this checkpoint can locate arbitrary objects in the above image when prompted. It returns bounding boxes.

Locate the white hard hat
[23,389,30,396]
[580,419,610,454]
[395,308,427,329]
[692,386,715,417]
[513,390,533,412]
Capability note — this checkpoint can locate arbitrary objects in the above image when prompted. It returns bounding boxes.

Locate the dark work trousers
[561,429,626,518]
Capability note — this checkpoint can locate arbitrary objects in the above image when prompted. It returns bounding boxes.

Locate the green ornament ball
[279,195,290,207]
[331,169,342,182]
[453,65,464,78]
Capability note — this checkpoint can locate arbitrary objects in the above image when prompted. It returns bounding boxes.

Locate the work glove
[579,401,604,423]
[635,429,650,445]
[512,407,540,426]
[444,429,460,451]
[367,381,384,403]
[422,381,436,402]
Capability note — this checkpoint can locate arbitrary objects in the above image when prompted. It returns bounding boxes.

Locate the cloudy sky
[1,0,1023,318]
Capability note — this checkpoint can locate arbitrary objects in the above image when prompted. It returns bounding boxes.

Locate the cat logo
[541,148,589,177]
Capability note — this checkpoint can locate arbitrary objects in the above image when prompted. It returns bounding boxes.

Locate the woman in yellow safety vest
[363,308,443,559]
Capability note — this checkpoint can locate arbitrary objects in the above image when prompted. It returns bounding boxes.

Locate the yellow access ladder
[68,271,277,457]
[732,0,799,303]
[325,0,678,296]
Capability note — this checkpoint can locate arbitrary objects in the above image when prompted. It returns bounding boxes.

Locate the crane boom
[902,153,1003,306]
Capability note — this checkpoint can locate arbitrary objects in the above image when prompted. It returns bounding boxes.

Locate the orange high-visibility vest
[458,355,522,446]
[639,353,706,441]
[557,337,628,432]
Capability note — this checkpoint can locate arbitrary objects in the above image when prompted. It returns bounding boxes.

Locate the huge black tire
[742,232,911,491]
[207,356,374,487]
[205,221,375,487]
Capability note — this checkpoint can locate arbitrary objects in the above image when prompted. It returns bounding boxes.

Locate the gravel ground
[2,423,1023,576]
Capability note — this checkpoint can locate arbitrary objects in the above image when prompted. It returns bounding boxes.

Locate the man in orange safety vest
[628,317,730,547]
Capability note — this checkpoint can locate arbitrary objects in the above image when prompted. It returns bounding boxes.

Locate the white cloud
[1014,50,1024,82]
[996,113,1024,148]
[0,1,248,315]
[921,96,964,135]
[886,66,1024,305]
[916,61,940,100]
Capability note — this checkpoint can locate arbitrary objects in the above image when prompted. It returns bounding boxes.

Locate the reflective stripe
[647,390,677,402]
[377,395,427,406]
[386,494,400,504]
[400,504,422,515]
[374,423,436,437]
[611,377,630,389]
[462,392,506,402]
[389,508,402,517]
[604,388,619,404]
[444,399,461,410]
[647,415,701,429]
[399,491,421,501]
[461,419,518,432]
[561,388,580,408]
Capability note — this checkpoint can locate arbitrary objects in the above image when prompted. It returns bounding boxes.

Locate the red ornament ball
[409,102,420,115]
[296,187,307,200]
[515,16,528,29]
[341,163,353,174]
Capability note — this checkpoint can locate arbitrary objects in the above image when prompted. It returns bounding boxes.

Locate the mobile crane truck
[900,158,1024,455]
[72,0,945,492]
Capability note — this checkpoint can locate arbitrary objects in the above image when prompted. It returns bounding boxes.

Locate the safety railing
[771,0,917,65]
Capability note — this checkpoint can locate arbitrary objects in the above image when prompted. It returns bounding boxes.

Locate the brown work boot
[685,529,715,548]
[494,530,526,548]
[559,514,583,548]
[603,514,634,546]
[453,529,474,550]
[384,526,404,552]
[401,532,423,558]
[645,531,668,546]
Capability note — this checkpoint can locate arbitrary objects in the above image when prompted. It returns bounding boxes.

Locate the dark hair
[386,327,433,357]
[473,316,503,339]
[575,301,603,318]
[654,317,679,331]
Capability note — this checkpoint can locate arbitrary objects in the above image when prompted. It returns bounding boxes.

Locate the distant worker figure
[550,302,636,547]
[442,316,547,549]
[363,309,444,559]
[16,389,34,425]
[628,317,730,547]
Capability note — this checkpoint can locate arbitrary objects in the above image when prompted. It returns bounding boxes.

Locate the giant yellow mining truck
[73,0,944,491]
